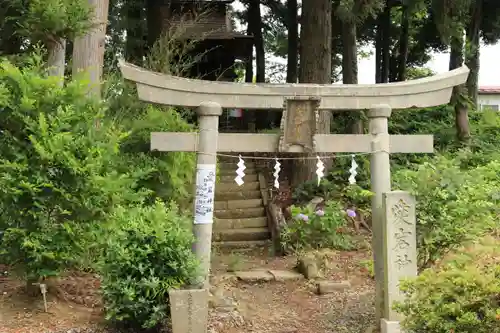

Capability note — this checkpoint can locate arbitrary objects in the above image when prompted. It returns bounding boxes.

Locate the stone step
[218,168,258,176]
[215,190,261,201]
[214,216,268,229]
[213,239,271,250]
[218,162,256,170]
[213,227,271,242]
[218,173,258,183]
[214,199,263,210]
[217,181,260,192]
[215,207,265,219]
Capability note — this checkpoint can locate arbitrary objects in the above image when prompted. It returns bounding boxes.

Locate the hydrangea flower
[295,213,309,221]
[315,209,325,217]
[346,209,356,218]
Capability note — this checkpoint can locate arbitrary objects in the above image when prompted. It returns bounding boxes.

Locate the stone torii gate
[119,61,468,333]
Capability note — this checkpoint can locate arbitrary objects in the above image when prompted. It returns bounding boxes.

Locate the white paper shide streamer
[235,155,246,186]
[348,154,358,184]
[273,158,281,189]
[315,156,325,185]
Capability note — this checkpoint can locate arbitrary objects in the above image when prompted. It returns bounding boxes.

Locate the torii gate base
[119,61,468,333]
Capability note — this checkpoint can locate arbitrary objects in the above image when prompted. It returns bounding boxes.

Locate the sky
[358,44,500,86]
[231,2,500,87]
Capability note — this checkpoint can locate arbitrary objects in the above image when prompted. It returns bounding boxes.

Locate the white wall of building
[478,94,500,111]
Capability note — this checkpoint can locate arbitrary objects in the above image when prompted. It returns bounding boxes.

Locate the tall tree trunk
[341,19,363,134]
[293,0,332,186]
[47,38,67,86]
[375,22,382,83]
[244,1,257,132]
[146,0,162,47]
[252,3,265,83]
[245,2,255,84]
[248,1,269,129]
[0,5,23,55]
[380,2,391,83]
[396,4,410,81]
[125,0,145,64]
[389,52,399,82]
[449,33,470,142]
[244,56,254,83]
[72,0,110,97]
[299,0,332,84]
[465,0,482,108]
[286,0,298,83]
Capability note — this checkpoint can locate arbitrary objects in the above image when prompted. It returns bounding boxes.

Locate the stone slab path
[208,247,377,333]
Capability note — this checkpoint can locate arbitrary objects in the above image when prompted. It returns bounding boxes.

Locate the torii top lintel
[119,60,469,110]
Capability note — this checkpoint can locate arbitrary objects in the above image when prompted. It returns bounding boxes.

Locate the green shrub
[393,155,500,269]
[395,238,500,333]
[281,200,354,253]
[13,0,93,41]
[0,57,145,281]
[104,76,196,207]
[100,201,198,330]
[463,110,500,167]
[292,179,338,203]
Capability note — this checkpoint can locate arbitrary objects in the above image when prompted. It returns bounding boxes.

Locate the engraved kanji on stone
[395,254,412,269]
[392,199,412,226]
[393,228,412,251]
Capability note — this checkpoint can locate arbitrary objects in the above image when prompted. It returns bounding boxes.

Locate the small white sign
[194,164,216,224]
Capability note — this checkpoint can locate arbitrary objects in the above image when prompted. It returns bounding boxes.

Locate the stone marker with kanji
[119,60,468,333]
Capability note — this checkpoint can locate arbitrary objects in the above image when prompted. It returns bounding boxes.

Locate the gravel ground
[325,286,376,333]
[3,247,376,333]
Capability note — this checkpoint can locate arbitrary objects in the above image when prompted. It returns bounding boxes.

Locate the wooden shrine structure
[156,0,252,81]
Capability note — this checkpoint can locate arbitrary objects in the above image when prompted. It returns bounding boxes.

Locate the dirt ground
[0,247,375,333]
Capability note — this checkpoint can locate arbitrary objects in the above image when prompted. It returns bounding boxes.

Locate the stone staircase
[213,161,271,248]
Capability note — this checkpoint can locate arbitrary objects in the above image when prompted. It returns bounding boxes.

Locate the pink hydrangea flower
[315,209,325,217]
[295,213,309,221]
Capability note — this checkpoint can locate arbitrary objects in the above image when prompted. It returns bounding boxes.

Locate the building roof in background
[166,0,233,3]
[478,86,500,94]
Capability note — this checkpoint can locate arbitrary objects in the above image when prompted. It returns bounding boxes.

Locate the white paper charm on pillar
[348,154,358,184]
[235,155,246,186]
[273,158,281,189]
[315,156,325,185]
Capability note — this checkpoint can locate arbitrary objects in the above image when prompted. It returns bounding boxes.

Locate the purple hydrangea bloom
[346,209,356,218]
[295,213,309,221]
[315,209,325,217]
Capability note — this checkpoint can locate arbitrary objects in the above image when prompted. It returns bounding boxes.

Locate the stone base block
[381,319,401,333]
[169,288,209,333]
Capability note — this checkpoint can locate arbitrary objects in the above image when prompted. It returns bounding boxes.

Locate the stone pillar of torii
[119,60,468,333]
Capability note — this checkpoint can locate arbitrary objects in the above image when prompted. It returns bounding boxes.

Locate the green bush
[395,238,500,333]
[0,57,145,281]
[100,201,198,330]
[463,110,500,167]
[104,76,196,207]
[393,155,500,269]
[12,0,93,41]
[281,200,353,253]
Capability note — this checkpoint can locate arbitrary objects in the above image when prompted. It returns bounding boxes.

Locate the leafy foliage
[393,155,500,269]
[11,0,93,41]
[103,75,196,207]
[281,201,354,253]
[395,238,500,333]
[293,180,373,222]
[0,56,145,281]
[100,201,198,330]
